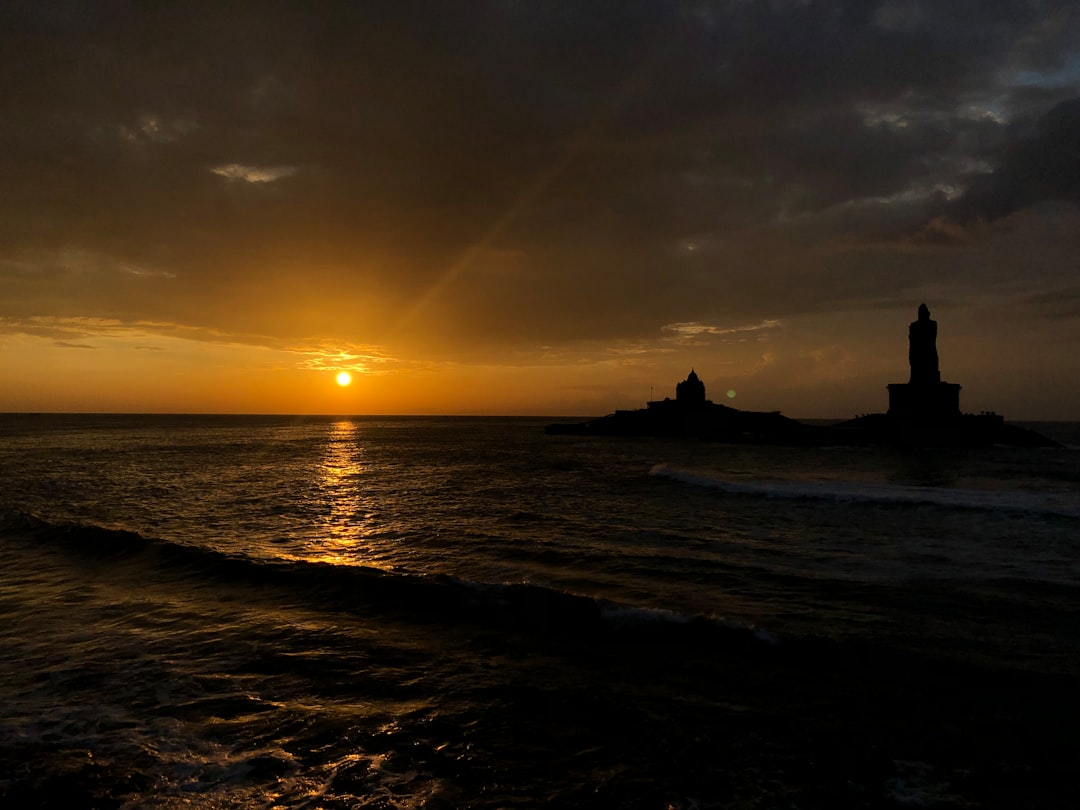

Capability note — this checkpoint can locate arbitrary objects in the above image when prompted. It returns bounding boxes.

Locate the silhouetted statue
[888,303,960,420]
[908,303,940,384]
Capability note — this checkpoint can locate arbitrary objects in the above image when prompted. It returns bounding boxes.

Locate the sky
[2,1,1079,418]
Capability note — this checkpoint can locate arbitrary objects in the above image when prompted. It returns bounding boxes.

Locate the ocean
[1,414,1078,808]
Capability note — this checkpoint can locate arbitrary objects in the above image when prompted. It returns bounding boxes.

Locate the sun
[336,371,352,387]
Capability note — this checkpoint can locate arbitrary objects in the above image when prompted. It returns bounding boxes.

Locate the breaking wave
[0,512,769,645]
[650,464,1080,519]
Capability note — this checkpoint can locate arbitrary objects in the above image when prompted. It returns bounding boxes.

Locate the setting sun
[336,371,352,387]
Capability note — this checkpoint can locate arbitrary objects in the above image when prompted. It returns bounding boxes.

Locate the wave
[0,511,770,646]
[650,464,1080,519]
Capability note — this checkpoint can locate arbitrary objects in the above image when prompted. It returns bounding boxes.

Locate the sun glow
[336,371,352,386]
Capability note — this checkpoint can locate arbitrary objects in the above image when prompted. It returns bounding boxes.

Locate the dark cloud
[950,96,1080,222]
[1,0,1078,355]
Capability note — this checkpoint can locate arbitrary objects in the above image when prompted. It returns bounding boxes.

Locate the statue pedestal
[887,382,961,422]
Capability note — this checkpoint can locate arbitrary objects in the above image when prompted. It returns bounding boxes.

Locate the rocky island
[546,305,1060,448]
[545,369,823,443]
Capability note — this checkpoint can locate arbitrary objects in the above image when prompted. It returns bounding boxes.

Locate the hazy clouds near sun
[2,1,1080,415]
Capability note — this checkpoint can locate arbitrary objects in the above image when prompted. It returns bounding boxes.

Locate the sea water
[1,414,1078,808]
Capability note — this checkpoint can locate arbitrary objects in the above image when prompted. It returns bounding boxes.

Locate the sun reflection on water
[311,420,382,567]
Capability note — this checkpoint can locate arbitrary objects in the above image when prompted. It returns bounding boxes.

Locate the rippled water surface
[2,415,1078,807]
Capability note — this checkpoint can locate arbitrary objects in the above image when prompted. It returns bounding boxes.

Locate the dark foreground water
[1,414,1078,808]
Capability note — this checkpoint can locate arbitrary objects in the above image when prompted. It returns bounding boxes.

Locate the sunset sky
[2,1,1079,418]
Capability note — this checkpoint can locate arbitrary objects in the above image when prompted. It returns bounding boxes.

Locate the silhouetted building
[548,369,813,441]
[675,369,706,405]
[646,369,711,411]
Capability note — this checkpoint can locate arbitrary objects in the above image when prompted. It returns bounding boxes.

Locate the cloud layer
[2,1,1079,414]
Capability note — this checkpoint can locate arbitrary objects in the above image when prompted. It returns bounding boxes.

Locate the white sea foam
[598,603,691,625]
[885,760,959,807]
[649,463,1080,519]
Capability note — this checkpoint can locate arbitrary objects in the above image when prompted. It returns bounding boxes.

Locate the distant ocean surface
[2,414,1078,808]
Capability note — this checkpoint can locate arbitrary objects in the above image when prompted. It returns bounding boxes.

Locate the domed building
[675,369,706,405]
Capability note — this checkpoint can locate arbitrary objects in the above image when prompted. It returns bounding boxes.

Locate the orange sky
[2,3,1080,418]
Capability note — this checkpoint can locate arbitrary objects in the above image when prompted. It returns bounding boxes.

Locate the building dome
[675,369,706,405]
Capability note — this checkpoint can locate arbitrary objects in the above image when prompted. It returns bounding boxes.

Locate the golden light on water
[309,421,395,571]
[314,420,367,564]
[336,371,353,387]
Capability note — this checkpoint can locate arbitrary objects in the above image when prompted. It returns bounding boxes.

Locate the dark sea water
[1,414,1078,808]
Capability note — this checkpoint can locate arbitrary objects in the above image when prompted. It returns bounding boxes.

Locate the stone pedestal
[887,382,961,421]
